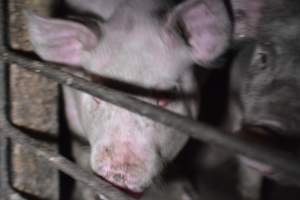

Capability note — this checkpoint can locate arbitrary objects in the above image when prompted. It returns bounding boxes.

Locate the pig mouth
[240,156,274,175]
[238,125,300,184]
[111,183,144,198]
[243,161,299,186]
[99,176,145,197]
[242,158,299,185]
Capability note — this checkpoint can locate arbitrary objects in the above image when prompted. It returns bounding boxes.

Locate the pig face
[26,0,231,193]
[231,0,300,183]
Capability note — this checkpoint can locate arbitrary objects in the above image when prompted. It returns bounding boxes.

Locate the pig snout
[237,124,300,184]
[237,126,275,175]
[91,142,156,193]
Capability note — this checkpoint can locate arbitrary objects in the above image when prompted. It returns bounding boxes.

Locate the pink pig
[26,0,231,193]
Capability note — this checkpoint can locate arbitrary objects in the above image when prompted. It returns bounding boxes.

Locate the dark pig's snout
[237,126,276,175]
[237,120,300,183]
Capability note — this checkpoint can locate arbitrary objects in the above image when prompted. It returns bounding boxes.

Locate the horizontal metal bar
[0,123,135,200]
[2,49,300,184]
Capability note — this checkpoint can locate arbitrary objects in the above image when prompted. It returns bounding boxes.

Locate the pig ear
[166,0,232,66]
[25,11,99,66]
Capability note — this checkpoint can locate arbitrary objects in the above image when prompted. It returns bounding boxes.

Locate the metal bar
[0,0,5,49]
[0,60,24,200]
[0,0,11,198]
[0,12,21,197]
[0,135,11,200]
[0,67,11,198]
[0,123,135,200]
[2,50,300,184]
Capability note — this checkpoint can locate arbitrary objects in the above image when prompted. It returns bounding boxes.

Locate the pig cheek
[152,102,191,160]
[79,94,107,144]
[153,121,189,161]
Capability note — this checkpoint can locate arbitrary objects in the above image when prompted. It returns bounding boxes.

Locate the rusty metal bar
[2,50,300,184]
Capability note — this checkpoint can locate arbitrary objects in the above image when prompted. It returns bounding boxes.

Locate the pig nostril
[235,10,247,21]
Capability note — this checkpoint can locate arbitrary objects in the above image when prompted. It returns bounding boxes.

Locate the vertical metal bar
[0,45,12,200]
[0,134,7,199]
[0,60,23,200]
[0,61,22,200]
[0,0,9,197]
[0,0,20,199]
[0,135,10,200]
[0,0,5,49]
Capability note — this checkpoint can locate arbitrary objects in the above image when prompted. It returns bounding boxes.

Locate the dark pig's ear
[165,0,232,67]
[24,11,100,66]
[231,0,264,40]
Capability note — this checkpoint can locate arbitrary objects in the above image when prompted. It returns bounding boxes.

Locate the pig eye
[155,86,178,107]
[235,10,247,21]
[253,46,269,70]
[156,98,170,107]
[93,97,101,106]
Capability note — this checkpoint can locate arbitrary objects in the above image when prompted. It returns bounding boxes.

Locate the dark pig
[25,0,231,194]
[228,0,300,192]
[232,0,300,177]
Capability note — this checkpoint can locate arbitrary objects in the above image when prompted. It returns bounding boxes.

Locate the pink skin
[26,0,231,193]
[165,0,232,65]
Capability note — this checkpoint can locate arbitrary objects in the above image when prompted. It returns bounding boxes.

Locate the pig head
[230,0,300,183]
[25,0,231,193]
